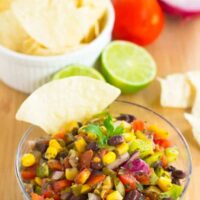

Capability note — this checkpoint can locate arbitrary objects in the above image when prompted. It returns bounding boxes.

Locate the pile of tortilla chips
[159,71,200,145]
[0,0,108,56]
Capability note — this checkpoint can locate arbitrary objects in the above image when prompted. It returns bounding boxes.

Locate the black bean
[91,162,103,170]
[172,178,181,185]
[34,140,49,154]
[166,165,176,172]
[163,198,174,200]
[70,195,87,200]
[87,141,99,151]
[125,190,144,200]
[117,114,136,123]
[56,150,68,159]
[108,135,124,146]
[172,170,186,179]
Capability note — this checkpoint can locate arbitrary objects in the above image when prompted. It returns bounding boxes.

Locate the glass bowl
[15,100,192,200]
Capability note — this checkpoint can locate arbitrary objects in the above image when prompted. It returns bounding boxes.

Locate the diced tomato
[53,180,71,193]
[31,193,44,200]
[118,173,136,192]
[48,160,63,171]
[21,166,36,180]
[86,174,106,186]
[79,150,94,169]
[155,139,172,148]
[132,120,145,132]
[63,157,71,168]
[53,132,66,140]
[161,155,168,168]
[43,190,54,198]
[134,173,150,185]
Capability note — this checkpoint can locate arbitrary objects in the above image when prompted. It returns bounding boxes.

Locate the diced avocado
[36,163,49,178]
[165,147,179,163]
[159,184,183,200]
[149,169,159,185]
[155,167,171,178]
[114,177,125,197]
[145,152,163,166]
[129,139,154,158]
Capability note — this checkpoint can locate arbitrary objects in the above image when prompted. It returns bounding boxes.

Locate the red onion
[107,153,130,170]
[123,151,139,169]
[159,0,200,17]
[51,171,64,180]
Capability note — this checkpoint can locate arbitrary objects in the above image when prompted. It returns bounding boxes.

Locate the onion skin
[159,0,200,18]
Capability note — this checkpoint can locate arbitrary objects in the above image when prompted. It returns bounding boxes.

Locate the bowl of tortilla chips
[0,0,114,93]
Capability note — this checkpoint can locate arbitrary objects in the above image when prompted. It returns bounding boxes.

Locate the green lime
[52,65,105,81]
[101,41,157,93]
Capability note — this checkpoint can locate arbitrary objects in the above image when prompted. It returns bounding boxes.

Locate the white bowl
[0,2,115,93]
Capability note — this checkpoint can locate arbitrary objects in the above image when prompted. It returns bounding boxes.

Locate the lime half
[101,41,157,93]
[52,65,105,81]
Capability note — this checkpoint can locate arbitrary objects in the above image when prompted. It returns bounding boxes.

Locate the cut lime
[101,41,157,93]
[52,65,105,81]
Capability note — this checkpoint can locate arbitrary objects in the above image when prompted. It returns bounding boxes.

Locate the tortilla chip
[159,74,194,108]
[187,71,200,117]
[16,77,120,134]
[0,10,29,51]
[184,113,200,145]
[20,37,85,56]
[12,0,107,50]
[0,0,12,11]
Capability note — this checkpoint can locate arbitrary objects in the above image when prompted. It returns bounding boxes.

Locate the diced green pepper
[145,152,163,166]
[34,186,42,195]
[129,139,154,158]
[114,177,125,197]
[149,169,159,185]
[159,184,183,200]
[36,163,49,178]
[71,184,82,196]
[165,147,179,163]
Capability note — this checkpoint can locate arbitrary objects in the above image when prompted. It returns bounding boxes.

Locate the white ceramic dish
[0,2,115,93]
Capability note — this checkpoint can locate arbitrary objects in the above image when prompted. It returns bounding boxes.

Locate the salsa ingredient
[159,0,200,18]
[20,113,185,200]
[112,0,164,45]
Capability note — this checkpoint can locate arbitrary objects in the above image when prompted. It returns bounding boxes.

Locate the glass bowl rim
[15,100,192,200]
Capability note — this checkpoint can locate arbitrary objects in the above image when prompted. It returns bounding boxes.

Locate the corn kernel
[81,184,91,194]
[21,153,36,167]
[103,152,116,165]
[75,168,91,184]
[157,177,172,192]
[65,121,79,132]
[75,137,87,153]
[116,143,129,155]
[65,168,79,181]
[49,139,62,152]
[45,146,58,160]
[122,132,135,143]
[34,177,42,186]
[93,156,101,163]
[106,191,123,200]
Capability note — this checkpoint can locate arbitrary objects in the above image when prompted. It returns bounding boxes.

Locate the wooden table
[0,17,200,200]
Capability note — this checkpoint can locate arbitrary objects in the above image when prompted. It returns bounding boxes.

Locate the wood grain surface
[0,17,200,200]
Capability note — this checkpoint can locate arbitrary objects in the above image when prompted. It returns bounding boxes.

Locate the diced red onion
[123,151,139,169]
[159,0,200,17]
[107,153,130,170]
[51,171,64,180]
[88,193,101,200]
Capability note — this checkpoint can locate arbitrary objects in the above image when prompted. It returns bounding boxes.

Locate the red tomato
[113,0,164,45]
[155,139,172,148]
[132,120,145,132]
[134,173,150,185]
[31,193,44,200]
[53,180,71,193]
[118,173,136,192]
[21,167,36,180]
